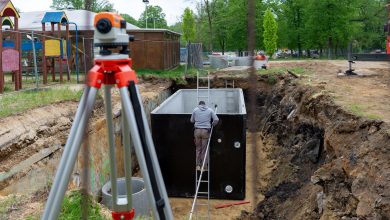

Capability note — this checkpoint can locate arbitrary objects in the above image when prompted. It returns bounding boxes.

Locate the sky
[11,0,196,25]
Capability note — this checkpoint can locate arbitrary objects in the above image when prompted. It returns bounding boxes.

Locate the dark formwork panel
[151,114,246,200]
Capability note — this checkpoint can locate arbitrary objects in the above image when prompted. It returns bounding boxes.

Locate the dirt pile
[242,76,390,219]
[0,102,78,173]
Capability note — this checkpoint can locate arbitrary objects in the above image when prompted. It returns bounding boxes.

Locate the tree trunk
[221,40,225,55]
[204,0,213,51]
[328,37,333,59]
[187,42,192,68]
[297,7,302,57]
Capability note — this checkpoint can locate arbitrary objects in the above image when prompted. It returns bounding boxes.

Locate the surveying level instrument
[41,12,173,220]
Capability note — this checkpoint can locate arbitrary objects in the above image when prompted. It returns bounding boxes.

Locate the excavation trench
[177,74,390,219]
[1,74,389,219]
[0,81,172,198]
[236,76,390,219]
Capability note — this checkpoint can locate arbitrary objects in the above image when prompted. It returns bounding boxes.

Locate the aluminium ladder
[197,70,211,105]
[191,70,212,220]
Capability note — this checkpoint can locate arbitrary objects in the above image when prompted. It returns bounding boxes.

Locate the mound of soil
[242,76,390,219]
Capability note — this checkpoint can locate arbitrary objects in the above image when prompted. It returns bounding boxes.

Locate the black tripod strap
[128,81,166,220]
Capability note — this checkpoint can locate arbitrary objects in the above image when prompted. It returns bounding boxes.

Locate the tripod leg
[119,87,159,219]
[130,83,173,219]
[103,85,120,211]
[42,86,90,219]
[121,101,133,212]
[42,87,99,220]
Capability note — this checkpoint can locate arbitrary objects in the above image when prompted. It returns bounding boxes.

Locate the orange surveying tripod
[41,12,173,220]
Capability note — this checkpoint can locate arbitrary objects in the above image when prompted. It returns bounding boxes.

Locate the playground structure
[0,7,77,94]
[0,0,21,93]
[41,11,70,84]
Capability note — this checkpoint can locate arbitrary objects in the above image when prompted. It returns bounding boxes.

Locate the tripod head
[94,12,134,56]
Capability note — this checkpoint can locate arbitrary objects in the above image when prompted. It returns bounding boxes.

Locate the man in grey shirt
[190,101,219,170]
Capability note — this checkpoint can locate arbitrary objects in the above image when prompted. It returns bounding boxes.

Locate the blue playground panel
[3,41,43,51]
[22,41,43,51]
[3,41,15,48]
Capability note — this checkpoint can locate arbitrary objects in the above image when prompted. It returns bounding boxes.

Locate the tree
[278,0,307,56]
[213,0,232,54]
[304,0,356,58]
[203,0,216,51]
[263,8,278,56]
[121,14,138,27]
[138,5,168,29]
[182,8,196,42]
[51,0,113,12]
[169,22,187,46]
[351,0,387,51]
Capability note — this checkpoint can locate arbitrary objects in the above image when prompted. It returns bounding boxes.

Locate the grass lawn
[58,191,108,220]
[347,103,382,120]
[136,65,212,80]
[258,66,307,75]
[0,87,82,118]
[257,66,307,85]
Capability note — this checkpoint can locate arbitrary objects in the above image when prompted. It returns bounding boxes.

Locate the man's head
[199,101,206,105]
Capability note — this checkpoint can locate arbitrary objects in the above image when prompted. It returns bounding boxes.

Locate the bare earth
[270,60,390,122]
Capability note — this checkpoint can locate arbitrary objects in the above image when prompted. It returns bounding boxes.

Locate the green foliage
[194,0,251,52]
[258,66,307,75]
[186,0,386,56]
[59,191,107,220]
[275,0,387,57]
[51,0,83,9]
[137,65,196,79]
[169,22,187,46]
[0,87,82,118]
[51,0,113,12]
[276,0,306,54]
[347,103,382,119]
[182,8,196,42]
[263,8,278,56]
[138,6,168,29]
[0,195,17,219]
[121,14,138,27]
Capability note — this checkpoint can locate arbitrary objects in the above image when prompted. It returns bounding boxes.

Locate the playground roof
[2,16,13,28]
[0,0,19,18]
[20,10,139,31]
[41,12,69,24]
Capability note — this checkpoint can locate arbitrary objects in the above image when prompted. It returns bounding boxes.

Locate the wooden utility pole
[247,0,258,211]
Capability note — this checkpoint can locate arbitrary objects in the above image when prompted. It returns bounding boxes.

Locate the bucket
[101,177,150,217]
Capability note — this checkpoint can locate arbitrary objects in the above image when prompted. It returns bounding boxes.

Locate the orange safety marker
[215,200,250,209]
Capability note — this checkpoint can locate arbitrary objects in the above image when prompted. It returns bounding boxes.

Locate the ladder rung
[198,192,209,194]
[196,203,209,206]
[198,87,209,89]
[198,77,210,79]
[198,180,208,183]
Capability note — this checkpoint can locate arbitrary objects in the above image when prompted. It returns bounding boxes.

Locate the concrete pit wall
[0,85,171,197]
[75,88,171,195]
